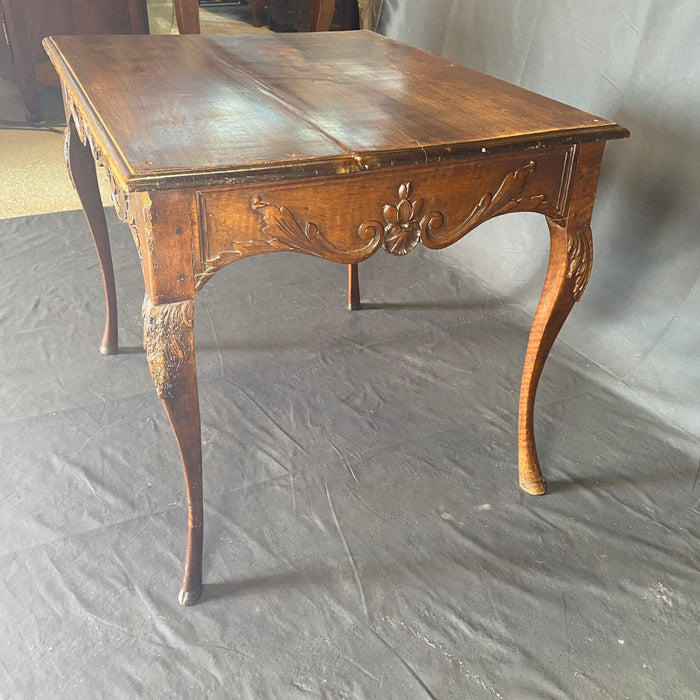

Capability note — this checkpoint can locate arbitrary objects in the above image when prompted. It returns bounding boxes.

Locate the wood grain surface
[43,32,627,191]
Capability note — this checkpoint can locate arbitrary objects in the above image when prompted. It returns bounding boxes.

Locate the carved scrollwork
[566,226,592,301]
[68,100,88,147]
[106,168,130,222]
[63,125,75,190]
[68,100,103,163]
[250,195,382,259]
[195,195,383,290]
[104,158,142,258]
[143,297,195,399]
[64,91,142,258]
[420,161,548,248]
[195,161,550,288]
[356,162,548,256]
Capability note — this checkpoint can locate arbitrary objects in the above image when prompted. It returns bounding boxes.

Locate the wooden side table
[44,31,628,605]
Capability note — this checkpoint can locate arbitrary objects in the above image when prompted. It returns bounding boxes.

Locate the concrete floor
[0,1,269,219]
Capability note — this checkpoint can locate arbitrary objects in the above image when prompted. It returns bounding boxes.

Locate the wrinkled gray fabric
[378,0,700,439]
[1,209,698,698]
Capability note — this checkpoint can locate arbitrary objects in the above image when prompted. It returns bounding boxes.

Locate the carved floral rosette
[378,182,423,255]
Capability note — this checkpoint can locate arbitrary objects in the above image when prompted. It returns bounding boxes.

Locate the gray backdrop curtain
[378,0,700,439]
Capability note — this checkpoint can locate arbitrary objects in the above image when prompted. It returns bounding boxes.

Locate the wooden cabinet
[0,0,148,120]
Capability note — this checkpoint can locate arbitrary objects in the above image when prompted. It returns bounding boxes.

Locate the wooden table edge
[44,34,628,195]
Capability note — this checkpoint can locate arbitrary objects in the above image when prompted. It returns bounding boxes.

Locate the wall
[378,0,700,437]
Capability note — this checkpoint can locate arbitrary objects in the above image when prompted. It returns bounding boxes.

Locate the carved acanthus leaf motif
[251,195,382,259]
[194,195,383,290]
[195,162,549,287]
[195,251,241,290]
[566,226,592,301]
[420,161,547,247]
[143,297,195,399]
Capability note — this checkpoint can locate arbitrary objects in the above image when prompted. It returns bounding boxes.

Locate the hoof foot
[519,476,546,495]
[100,344,118,355]
[178,587,203,606]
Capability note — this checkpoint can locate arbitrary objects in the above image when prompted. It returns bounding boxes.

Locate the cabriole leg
[143,296,203,605]
[517,140,604,495]
[65,116,118,355]
[518,218,593,494]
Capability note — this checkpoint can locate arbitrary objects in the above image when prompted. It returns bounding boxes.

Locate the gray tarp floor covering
[1,209,698,698]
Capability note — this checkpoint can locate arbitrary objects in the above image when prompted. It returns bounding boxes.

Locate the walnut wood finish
[45,32,628,605]
[518,141,605,495]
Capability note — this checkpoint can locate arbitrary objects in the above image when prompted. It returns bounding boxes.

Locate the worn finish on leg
[135,188,205,604]
[143,296,203,605]
[65,117,118,355]
[518,141,605,494]
[348,263,361,310]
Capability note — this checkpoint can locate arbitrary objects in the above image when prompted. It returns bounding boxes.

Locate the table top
[44,31,628,191]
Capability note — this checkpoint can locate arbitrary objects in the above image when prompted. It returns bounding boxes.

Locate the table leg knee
[143,296,204,604]
[518,217,592,493]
